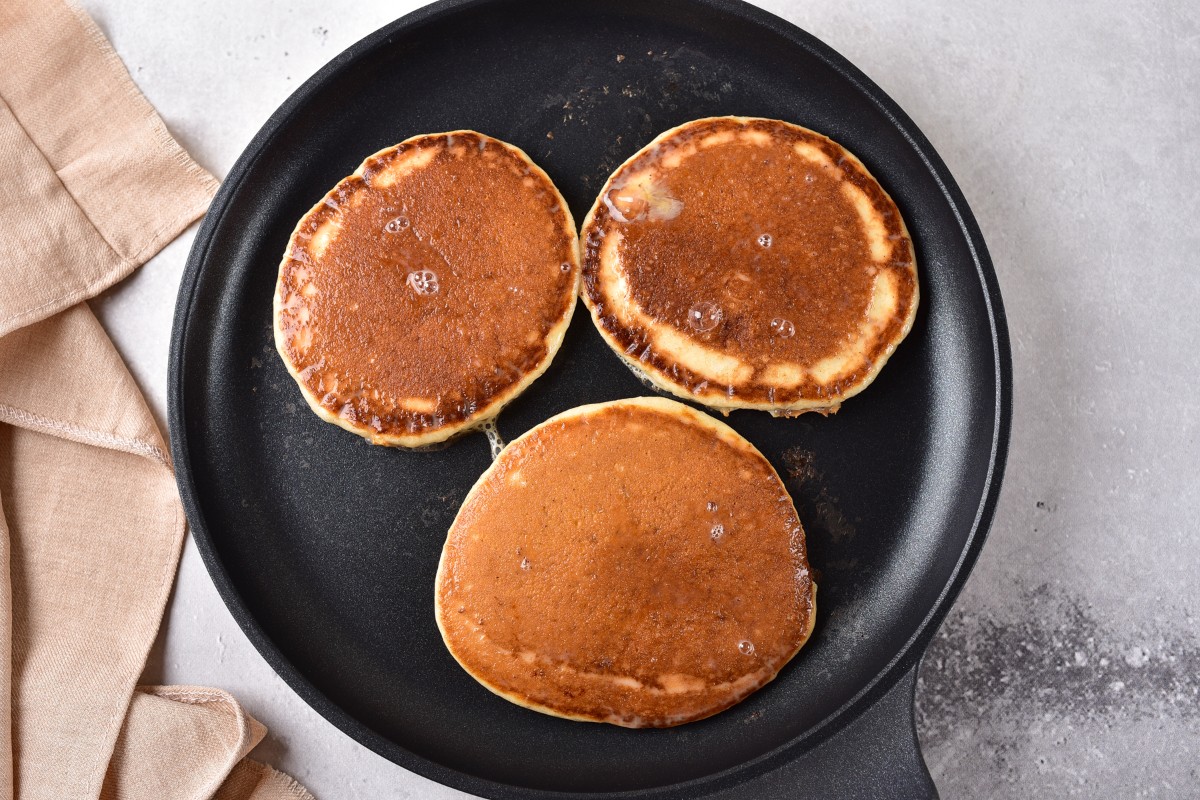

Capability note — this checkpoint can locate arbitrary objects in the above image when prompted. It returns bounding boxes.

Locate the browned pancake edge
[274,130,580,447]
[579,116,919,416]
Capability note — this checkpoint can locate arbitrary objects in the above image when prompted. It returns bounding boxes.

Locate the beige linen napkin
[0,1,313,797]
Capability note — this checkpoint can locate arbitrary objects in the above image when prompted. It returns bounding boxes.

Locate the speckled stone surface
[83,0,1199,797]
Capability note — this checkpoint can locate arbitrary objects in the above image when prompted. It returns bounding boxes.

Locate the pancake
[435,397,816,727]
[274,131,579,447]
[579,116,918,416]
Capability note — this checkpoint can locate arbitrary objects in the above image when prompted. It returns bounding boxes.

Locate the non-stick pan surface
[169,1,1011,797]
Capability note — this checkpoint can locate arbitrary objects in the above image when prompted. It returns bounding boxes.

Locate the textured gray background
[83,0,1200,797]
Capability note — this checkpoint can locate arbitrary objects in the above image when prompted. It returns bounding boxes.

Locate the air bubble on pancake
[686,302,723,332]
[804,172,816,184]
[406,269,439,295]
[560,261,571,272]
[710,523,725,541]
[738,640,756,656]
[384,215,411,233]
[323,197,339,210]
[604,179,683,223]
[520,558,531,570]
[757,233,773,248]
[707,501,718,512]
[604,186,648,222]
[769,317,796,338]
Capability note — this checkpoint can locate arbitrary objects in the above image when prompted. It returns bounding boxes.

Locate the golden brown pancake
[580,116,918,416]
[274,131,579,446]
[435,397,816,727]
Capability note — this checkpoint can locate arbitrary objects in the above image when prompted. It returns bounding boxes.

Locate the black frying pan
[169,1,1011,797]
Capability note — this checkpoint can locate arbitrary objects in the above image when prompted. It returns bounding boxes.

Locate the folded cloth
[0,1,313,798]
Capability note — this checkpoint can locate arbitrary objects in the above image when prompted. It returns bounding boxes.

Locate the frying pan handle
[713,659,938,799]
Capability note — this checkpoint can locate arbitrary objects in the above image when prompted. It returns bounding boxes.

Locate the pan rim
[168,0,1013,796]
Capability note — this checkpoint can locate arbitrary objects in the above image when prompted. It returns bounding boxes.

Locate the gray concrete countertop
[83,0,1199,796]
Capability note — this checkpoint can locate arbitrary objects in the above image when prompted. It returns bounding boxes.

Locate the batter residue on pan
[580,116,918,416]
[274,130,579,447]
[435,397,816,727]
